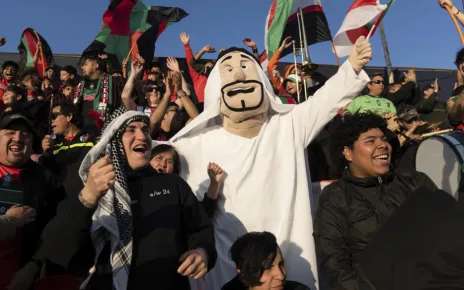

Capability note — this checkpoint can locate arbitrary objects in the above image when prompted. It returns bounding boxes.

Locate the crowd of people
[1,1,464,289]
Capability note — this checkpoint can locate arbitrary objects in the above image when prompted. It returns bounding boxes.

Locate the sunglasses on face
[405,117,419,124]
[145,86,161,93]
[371,80,384,85]
[51,112,65,120]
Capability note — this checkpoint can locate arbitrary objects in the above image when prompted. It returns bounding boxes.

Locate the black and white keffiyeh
[78,107,150,290]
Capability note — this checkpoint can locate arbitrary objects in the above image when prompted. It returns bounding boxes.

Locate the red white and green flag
[333,0,394,58]
[18,28,54,79]
[82,0,188,72]
[264,0,332,62]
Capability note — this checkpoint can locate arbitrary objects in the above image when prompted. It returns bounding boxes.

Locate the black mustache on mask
[221,80,263,112]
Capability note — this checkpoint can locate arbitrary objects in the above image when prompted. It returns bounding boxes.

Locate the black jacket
[1,160,65,266]
[42,166,216,290]
[222,275,310,290]
[359,186,464,290]
[313,170,437,290]
[38,131,94,197]
[385,81,418,106]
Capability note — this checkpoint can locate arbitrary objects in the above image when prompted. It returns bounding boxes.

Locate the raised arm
[121,55,145,111]
[267,37,292,90]
[291,36,372,147]
[166,56,191,96]
[150,76,172,133]
[243,38,259,60]
[439,0,464,25]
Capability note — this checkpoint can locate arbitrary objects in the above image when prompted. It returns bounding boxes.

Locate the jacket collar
[342,169,394,187]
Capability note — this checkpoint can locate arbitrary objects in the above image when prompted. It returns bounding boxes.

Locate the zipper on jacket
[378,176,383,184]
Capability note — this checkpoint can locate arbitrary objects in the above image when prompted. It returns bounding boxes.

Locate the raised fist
[348,36,372,72]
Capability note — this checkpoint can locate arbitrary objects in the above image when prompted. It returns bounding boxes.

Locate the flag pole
[444,4,464,45]
[379,22,393,78]
[292,40,301,104]
[124,41,138,63]
[33,30,45,77]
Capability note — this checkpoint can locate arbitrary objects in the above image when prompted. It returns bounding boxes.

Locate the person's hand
[42,135,54,156]
[207,162,224,185]
[6,205,36,228]
[180,32,190,45]
[201,45,216,53]
[404,68,416,83]
[438,0,454,8]
[178,248,208,280]
[382,114,399,132]
[98,53,108,60]
[122,57,129,68]
[166,57,181,73]
[42,79,51,91]
[348,36,372,72]
[434,78,439,93]
[131,54,145,76]
[0,37,6,47]
[81,155,115,206]
[4,107,12,112]
[243,38,256,49]
[279,36,292,51]
[7,260,41,290]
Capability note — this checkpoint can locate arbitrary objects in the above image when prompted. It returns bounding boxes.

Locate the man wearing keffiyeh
[42,107,216,290]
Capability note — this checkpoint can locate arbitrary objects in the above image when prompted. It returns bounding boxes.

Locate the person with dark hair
[60,66,77,83]
[39,103,94,197]
[222,231,310,290]
[42,108,216,290]
[345,73,396,116]
[0,61,19,103]
[385,68,422,107]
[149,144,224,217]
[2,85,26,110]
[73,55,124,138]
[313,113,437,290]
[0,110,65,289]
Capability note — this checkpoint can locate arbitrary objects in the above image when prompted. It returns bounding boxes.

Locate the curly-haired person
[313,113,437,290]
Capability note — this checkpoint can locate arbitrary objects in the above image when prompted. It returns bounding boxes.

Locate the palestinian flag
[18,28,55,79]
[82,0,188,73]
[264,0,332,61]
[333,0,394,58]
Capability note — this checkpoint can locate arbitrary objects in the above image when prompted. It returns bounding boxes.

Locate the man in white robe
[158,36,372,289]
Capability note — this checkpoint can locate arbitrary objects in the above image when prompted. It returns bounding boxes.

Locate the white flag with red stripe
[333,0,392,58]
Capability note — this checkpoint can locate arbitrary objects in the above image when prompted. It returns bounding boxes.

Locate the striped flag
[264,0,332,61]
[82,0,188,73]
[333,0,394,58]
[18,28,54,79]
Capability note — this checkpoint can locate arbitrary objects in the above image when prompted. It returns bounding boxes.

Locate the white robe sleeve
[291,60,370,147]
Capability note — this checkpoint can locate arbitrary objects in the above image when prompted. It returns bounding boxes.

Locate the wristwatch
[177,90,186,99]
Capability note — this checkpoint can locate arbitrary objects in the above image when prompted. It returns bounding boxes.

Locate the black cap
[0,112,40,152]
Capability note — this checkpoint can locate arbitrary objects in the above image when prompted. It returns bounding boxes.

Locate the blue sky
[0,0,462,69]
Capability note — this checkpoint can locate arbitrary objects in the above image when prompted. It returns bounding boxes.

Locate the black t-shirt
[222,276,311,290]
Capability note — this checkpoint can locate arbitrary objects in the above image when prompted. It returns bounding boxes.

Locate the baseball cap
[398,105,420,122]
[283,74,302,87]
[0,111,40,152]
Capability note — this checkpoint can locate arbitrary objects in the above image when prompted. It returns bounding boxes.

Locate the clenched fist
[80,155,115,207]
[348,36,372,73]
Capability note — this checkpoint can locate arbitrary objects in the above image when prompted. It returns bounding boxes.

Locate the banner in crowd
[18,28,55,79]
[82,0,188,72]
[264,0,332,61]
[333,0,394,58]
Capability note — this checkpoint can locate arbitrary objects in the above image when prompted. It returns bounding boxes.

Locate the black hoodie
[42,166,216,290]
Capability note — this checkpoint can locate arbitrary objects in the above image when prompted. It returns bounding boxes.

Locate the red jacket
[184,44,207,103]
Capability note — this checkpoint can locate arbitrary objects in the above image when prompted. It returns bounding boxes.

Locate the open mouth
[226,87,255,97]
[156,167,165,173]
[9,143,24,154]
[132,144,148,154]
[373,154,389,164]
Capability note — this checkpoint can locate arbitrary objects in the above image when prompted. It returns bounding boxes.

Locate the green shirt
[346,95,397,115]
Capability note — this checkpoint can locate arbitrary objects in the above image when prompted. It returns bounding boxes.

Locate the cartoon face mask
[218,52,269,123]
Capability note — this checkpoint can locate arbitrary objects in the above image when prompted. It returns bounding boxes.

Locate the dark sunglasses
[371,80,384,85]
[51,112,65,120]
[145,86,161,93]
[405,117,419,124]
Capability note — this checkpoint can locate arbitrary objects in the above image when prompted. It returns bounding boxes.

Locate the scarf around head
[78,107,149,290]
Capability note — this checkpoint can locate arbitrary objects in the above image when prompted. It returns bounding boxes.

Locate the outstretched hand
[131,54,145,76]
[180,32,190,45]
[243,38,256,48]
[438,0,454,8]
[348,36,372,72]
[166,57,181,72]
[0,37,6,47]
[279,36,292,51]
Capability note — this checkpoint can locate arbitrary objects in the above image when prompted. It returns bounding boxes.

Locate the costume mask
[218,52,269,123]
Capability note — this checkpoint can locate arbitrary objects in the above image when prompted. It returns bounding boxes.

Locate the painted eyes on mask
[224,61,250,73]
